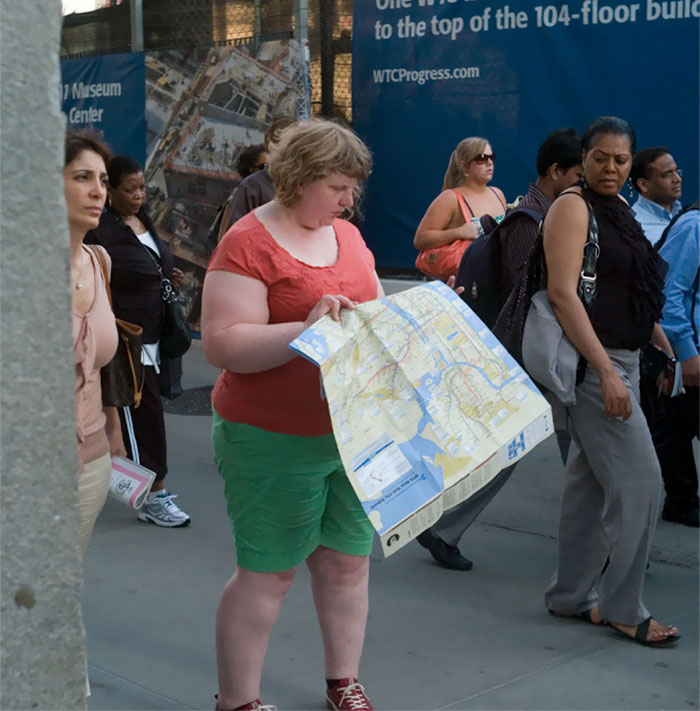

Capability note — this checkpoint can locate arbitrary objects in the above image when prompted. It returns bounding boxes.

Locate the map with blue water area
[290,281,552,555]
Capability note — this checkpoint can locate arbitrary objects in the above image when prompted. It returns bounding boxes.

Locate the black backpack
[205,190,236,258]
[455,206,543,328]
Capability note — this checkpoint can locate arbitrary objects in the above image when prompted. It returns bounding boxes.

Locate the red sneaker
[215,695,276,711]
[326,678,374,710]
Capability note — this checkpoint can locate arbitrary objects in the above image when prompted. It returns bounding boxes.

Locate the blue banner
[61,52,146,167]
[352,0,699,268]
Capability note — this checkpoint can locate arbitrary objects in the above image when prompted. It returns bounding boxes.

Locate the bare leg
[307,546,370,679]
[216,566,299,709]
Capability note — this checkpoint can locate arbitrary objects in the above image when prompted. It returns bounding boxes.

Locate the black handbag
[160,295,192,360]
[158,356,185,399]
[90,246,145,408]
[139,243,192,360]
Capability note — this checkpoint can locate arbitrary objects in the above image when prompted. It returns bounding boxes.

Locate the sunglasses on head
[473,153,496,165]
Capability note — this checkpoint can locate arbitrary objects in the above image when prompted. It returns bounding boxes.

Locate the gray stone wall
[1,1,88,707]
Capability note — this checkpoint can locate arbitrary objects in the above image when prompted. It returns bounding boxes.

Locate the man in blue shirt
[630,147,683,244]
[652,202,700,527]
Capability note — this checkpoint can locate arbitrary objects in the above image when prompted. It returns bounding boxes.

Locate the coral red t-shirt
[207,211,378,436]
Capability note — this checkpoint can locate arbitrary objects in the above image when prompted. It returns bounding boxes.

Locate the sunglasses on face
[473,153,496,165]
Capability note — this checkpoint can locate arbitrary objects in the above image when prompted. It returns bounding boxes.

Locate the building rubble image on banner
[291,281,553,556]
[144,41,304,331]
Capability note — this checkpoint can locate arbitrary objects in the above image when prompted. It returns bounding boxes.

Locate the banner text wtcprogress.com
[372,67,480,85]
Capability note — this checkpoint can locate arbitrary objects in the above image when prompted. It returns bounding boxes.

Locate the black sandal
[609,616,681,648]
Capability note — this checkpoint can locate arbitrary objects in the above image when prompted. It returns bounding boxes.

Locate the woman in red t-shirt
[202,120,382,711]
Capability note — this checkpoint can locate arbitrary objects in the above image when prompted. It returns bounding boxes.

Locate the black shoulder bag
[139,243,192,360]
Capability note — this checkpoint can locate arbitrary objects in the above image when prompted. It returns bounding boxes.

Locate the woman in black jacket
[86,155,190,527]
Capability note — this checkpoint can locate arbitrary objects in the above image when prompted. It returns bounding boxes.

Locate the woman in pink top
[414,136,507,277]
[65,131,124,555]
[203,120,382,711]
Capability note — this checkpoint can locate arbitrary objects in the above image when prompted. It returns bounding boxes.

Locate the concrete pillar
[1,1,88,707]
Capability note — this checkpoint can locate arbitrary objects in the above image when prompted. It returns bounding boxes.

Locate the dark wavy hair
[236,143,266,179]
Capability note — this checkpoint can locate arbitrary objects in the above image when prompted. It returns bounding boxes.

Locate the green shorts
[211,413,375,573]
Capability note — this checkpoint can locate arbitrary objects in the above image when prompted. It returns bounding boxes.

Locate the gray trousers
[544,348,662,626]
[432,394,571,548]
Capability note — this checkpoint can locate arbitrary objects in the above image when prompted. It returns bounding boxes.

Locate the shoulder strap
[489,186,507,210]
[502,206,544,226]
[219,194,235,240]
[86,245,113,309]
[452,189,474,221]
[553,190,600,384]
[137,239,176,304]
[576,201,599,314]
[548,190,600,312]
[655,200,700,251]
[691,271,699,347]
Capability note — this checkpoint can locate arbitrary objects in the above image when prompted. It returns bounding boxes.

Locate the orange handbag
[414,240,469,281]
[415,189,474,281]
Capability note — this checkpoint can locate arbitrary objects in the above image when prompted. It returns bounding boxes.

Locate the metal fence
[61,0,354,122]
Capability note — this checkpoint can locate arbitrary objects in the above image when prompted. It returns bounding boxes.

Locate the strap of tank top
[452,189,474,221]
[488,186,506,210]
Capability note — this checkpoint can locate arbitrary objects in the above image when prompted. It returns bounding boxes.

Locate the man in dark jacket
[224,117,296,232]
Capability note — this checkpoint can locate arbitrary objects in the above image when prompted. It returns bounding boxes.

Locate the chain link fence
[61,0,354,122]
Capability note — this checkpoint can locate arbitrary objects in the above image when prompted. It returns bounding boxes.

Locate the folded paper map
[290,281,553,556]
[109,456,156,509]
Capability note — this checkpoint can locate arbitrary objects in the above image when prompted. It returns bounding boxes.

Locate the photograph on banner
[144,41,306,332]
[352,0,699,268]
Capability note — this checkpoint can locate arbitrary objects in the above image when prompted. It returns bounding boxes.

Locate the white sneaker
[137,490,191,527]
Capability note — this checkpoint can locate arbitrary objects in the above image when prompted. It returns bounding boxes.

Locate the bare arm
[201,270,354,374]
[104,406,126,457]
[650,322,673,356]
[414,191,478,250]
[374,271,385,299]
[544,194,632,420]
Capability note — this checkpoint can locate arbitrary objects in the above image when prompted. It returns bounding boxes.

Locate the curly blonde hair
[267,119,372,208]
[442,136,489,190]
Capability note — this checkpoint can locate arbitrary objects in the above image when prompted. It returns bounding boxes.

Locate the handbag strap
[452,189,475,221]
[87,245,113,310]
[555,191,600,385]
[577,201,600,315]
[89,245,145,408]
[558,191,600,314]
[136,239,177,304]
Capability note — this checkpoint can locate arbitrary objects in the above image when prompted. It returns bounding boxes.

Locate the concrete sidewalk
[84,345,699,711]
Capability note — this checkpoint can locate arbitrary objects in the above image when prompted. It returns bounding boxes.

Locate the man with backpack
[417,128,582,571]
[206,118,296,257]
[648,201,700,527]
